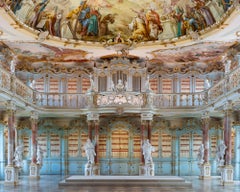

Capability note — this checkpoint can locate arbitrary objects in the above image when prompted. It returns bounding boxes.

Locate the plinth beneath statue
[29,163,41,179]
[4,165,19,185]
[220,165,234,185]
[139,163,154,176]
[85,162,99,176]
[199,162,211,179]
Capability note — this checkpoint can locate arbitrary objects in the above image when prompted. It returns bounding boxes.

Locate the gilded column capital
[5,100,16,113]
[87,113,99,121]
[201,111,210,127]
[30,111,38,121]
[141,113,153,121]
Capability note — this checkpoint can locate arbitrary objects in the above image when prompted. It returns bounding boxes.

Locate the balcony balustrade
[0,66,239,111]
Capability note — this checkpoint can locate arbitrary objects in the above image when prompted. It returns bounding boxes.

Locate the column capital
[30,111,38,121]
[87,113,99,121]
[5,100,16,112]
[141,113,153,121]
[201,111,210,126]
[223,100,233,113]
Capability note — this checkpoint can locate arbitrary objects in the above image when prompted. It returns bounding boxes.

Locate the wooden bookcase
[161,133,172,158]
[133,135,141,158]
[192,134,202,158]
[68,132,79,157]
[99,135,107,158]
[111,130,128,158]
[38,133,48,158]
[180,134,190,158]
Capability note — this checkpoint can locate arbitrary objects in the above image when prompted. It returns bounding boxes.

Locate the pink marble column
[147,120,152,143]
[6,102,16,166]
[201,113,210,163]
[223,107,233,165]
[31,112,38,164]
[94,121,99,164]
[88,121,93,141]
[140,121,145,164]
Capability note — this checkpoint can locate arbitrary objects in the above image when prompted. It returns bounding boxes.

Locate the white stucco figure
[36,145,44,166]
[115,79,125,92]
[10,55,18,74]
[216,140,227,166]
[88,73,95,91]
[144,75,152,92]
[197,144,204,164]
[84,138,96,164]
[142,139,155,164]
[13,144,24,168]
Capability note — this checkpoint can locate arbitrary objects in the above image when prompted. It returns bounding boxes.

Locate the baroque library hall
[0,0,240,191]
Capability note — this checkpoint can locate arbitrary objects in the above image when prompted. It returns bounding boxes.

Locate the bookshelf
[210,135,217,158]
[111,130,128,158]
[99,135,107,158]
[180,134,190,158]
[22,136,30,158]
[192,134,202,158]
[133,135,141,158]
[50,134,60,157]
[161,133,172,158]
[38,133,48,157]
[68,132,79,157]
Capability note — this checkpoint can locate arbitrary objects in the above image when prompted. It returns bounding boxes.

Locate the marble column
[147,120,152,143]
[4,101,18,185]
[94,120,99,165]
[0,122,6,179]
[140,121,145,164]
[233,121,240,180]
[221,101,234,185]
[29,111,40,179]
[88,121,93,141]
[199,112,211,179]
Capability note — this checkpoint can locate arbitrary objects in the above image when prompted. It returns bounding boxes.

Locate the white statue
[142,139,155,164]
[84,138,96,164]
[197,144,204,164]
[124,80,128,91]
[36,145,44,166]
[10,55,18,74]
[115,79,125,92]
[88,73,95,91]
[216,140,227,166]
[111,79,115,91]
[13,144,24,168]
[144,75,152,92]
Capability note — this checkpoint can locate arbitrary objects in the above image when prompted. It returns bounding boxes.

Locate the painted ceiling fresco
[7,0,232,42]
